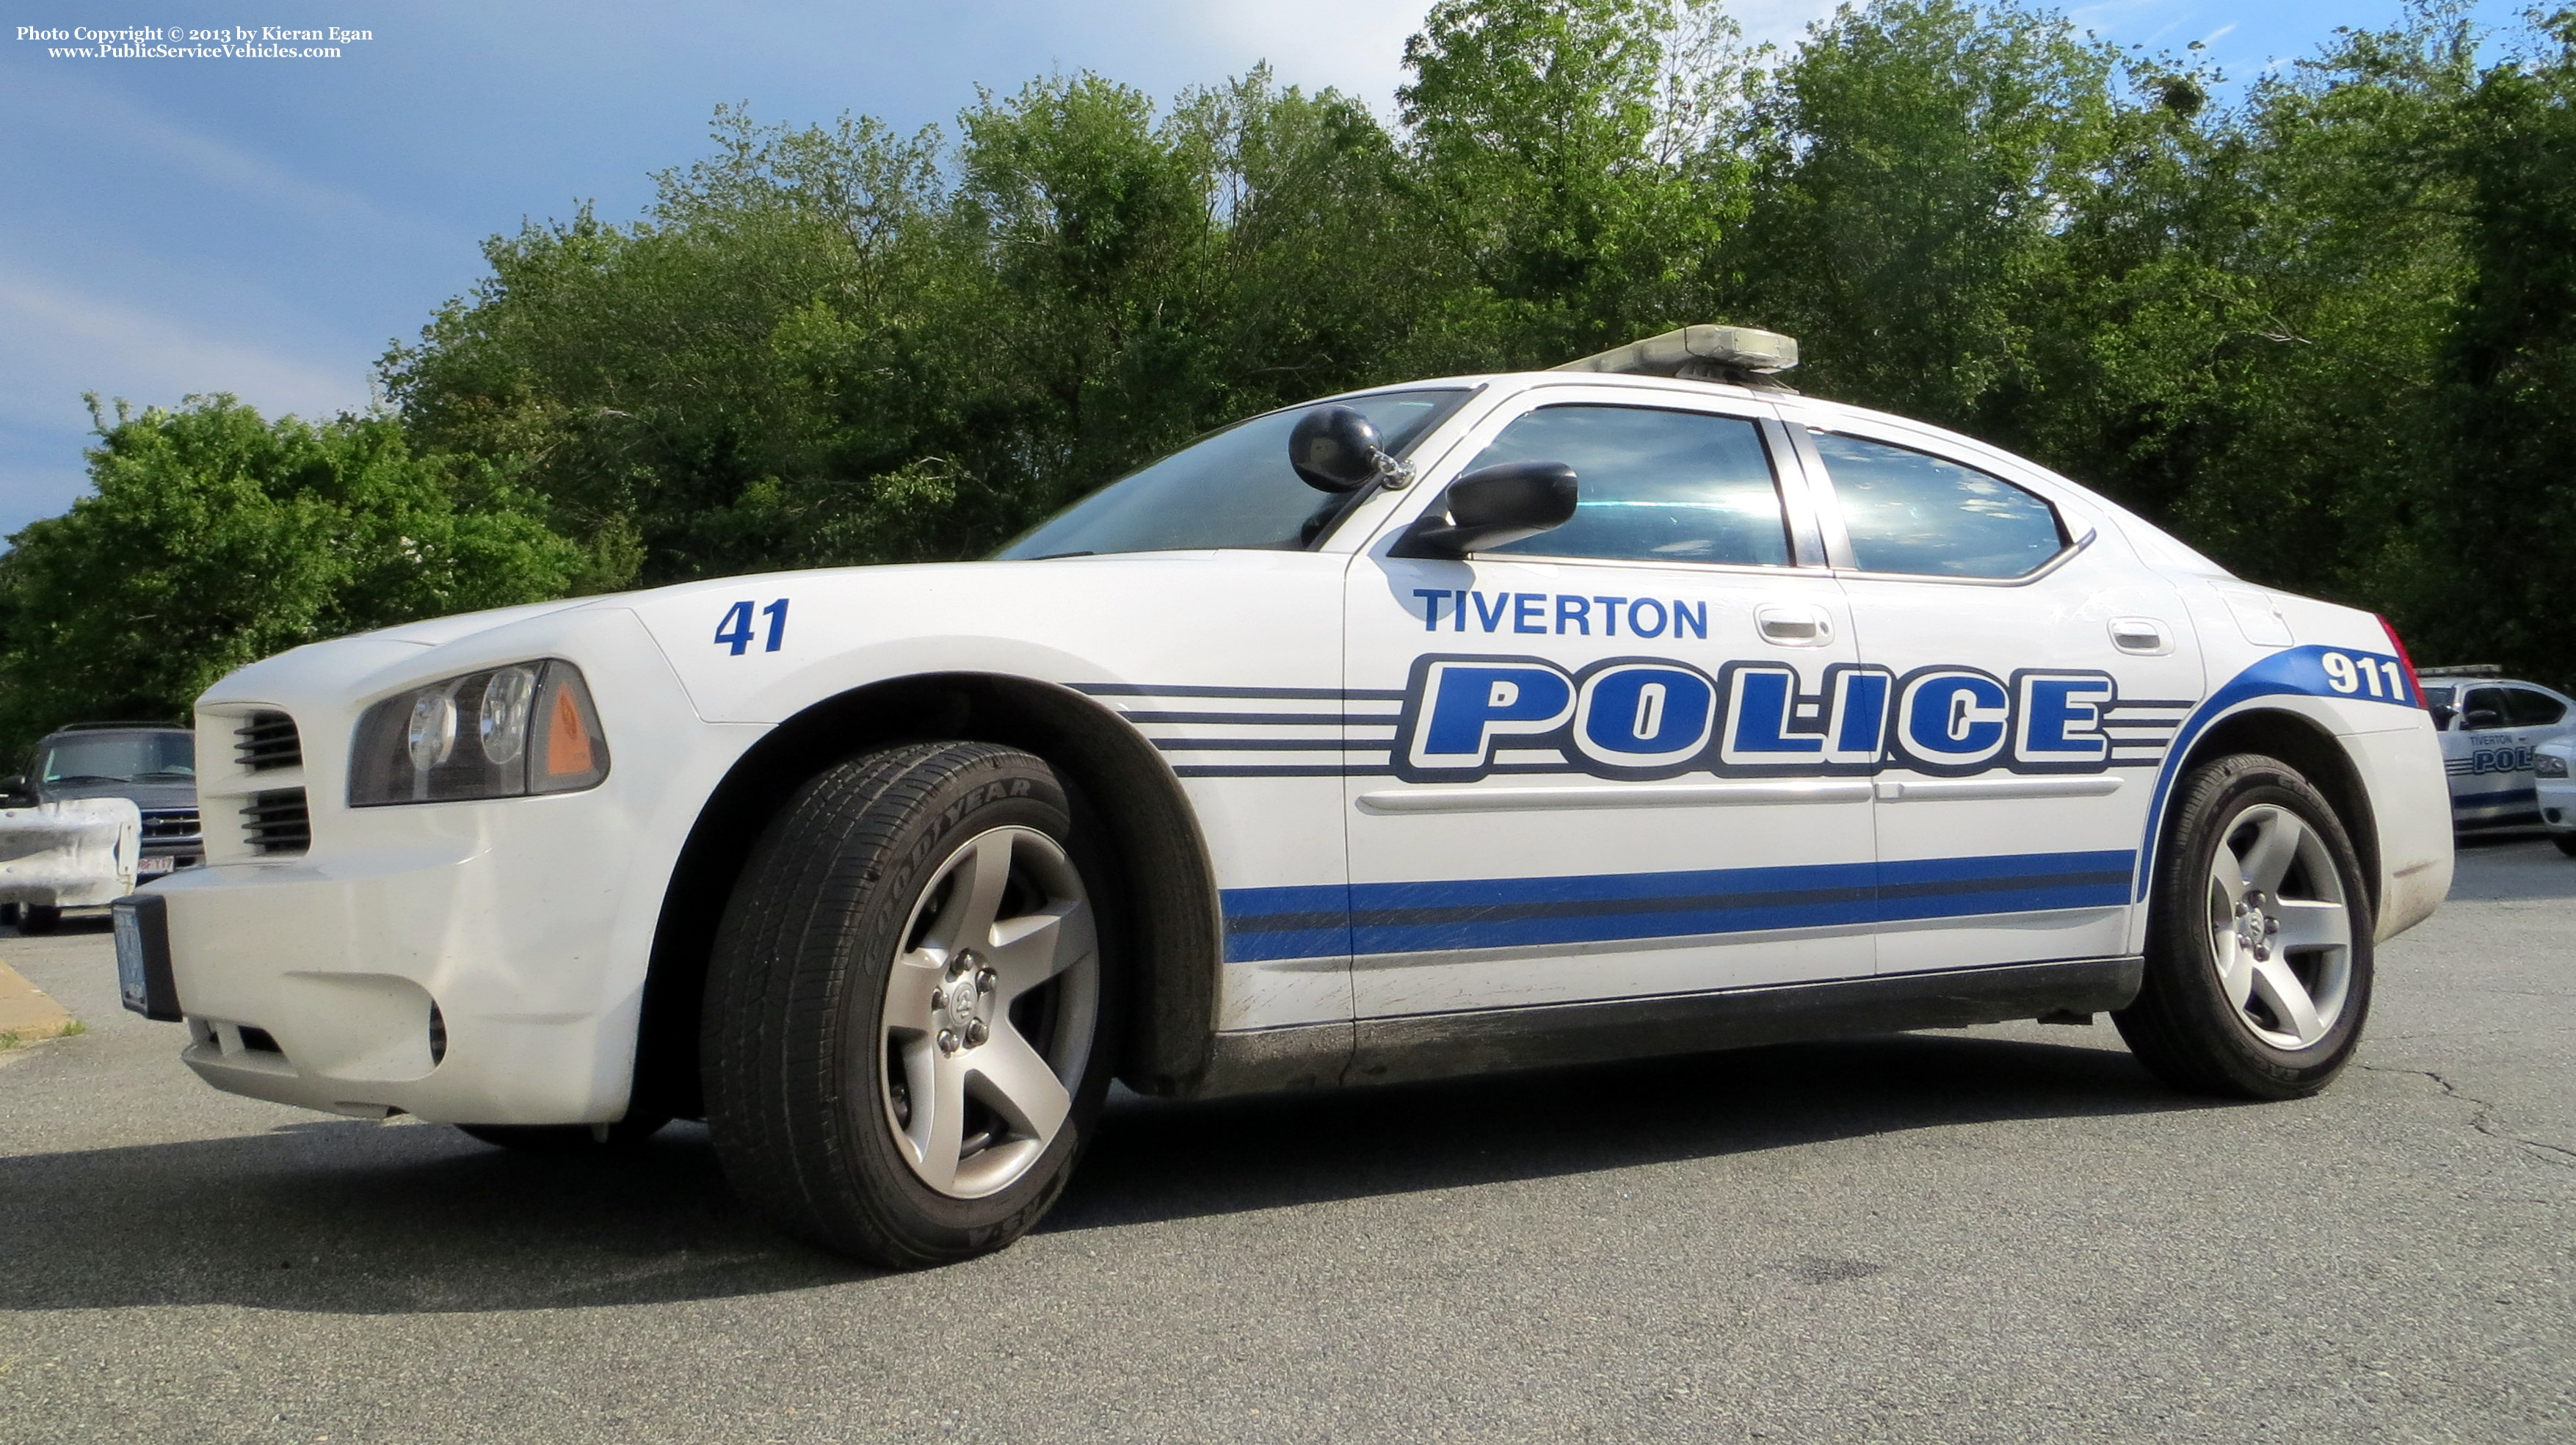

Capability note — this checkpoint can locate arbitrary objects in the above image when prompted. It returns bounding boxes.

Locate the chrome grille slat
[139,808,201,842]
[233,711,302,772]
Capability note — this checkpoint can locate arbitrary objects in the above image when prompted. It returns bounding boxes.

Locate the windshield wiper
[46,774,125,785]
[1029,550,1095,560]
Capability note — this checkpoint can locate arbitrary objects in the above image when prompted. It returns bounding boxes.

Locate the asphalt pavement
[3,838,2571,1444]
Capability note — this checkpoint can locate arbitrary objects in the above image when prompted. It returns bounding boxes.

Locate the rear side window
[2463,687,2508,725]
[1467,405,1792,566]
[2504,688,2567,727]
[1813,432,2067,579]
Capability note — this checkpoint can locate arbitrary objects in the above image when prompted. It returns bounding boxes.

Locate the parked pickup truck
[1,722,201,932]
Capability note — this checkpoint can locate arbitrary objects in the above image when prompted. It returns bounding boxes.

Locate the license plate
[137,856,173,876]
[115,904,149,1011]
[113,894,178,1021]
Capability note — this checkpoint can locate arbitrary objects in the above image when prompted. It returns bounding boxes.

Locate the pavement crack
[2360,1063,2576,1167]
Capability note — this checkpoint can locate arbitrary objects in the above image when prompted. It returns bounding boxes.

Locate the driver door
[1338,388,1876,1021]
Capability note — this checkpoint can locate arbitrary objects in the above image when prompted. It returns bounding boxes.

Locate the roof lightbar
[1551,325,1800,388]
[2416,664,2504,678]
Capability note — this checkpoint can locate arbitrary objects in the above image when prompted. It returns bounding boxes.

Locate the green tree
[2414,12,2576,676]
[1398,0,1752,369]
[1730,0,2122,430]
[0,396,583,755]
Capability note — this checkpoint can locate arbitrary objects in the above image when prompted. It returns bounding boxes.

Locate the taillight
[2378,615,2426,708]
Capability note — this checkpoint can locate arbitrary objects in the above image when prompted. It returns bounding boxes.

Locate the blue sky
[0,0,2538,535]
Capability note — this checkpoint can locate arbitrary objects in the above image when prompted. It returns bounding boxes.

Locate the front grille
[234,711,302,772]
[139,808,200,843]
[241,789,310,855]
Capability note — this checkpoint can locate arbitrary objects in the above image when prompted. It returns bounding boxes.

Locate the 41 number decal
[715,598,790,656]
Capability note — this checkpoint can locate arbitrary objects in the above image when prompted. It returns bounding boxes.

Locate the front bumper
[2537,775,2576,833]
[156,819,639,1121]
[155,606,752,1124]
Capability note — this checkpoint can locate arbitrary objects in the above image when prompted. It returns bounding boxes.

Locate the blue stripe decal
[1221,850,2136,963]
[2133,643,2420,901]
[2452,786,2538,808]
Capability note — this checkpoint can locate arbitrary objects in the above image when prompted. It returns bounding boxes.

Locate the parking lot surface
[3,839,2571,1444]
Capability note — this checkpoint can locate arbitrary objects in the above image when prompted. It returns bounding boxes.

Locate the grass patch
[0,1018,84,1051]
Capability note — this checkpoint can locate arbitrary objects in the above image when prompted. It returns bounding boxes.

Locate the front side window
[40,731,195,785]
[2504,688,2568,727]
[1813,432,2067,579]
[1463,404,1791,566]
[995,389,1470,559]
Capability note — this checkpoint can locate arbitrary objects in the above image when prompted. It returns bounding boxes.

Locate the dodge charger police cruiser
[117,326,2453,1267]
[2418,667,2576,830]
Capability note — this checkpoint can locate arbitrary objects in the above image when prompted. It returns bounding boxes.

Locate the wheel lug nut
[938,1029,957,1054]
[966,1021,989,1046]
[977,968,997,992]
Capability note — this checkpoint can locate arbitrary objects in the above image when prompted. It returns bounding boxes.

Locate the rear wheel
[2552,832,2576,858]
[18,905,61,935]
[2115,753,2373,1098]
[700,742,1114,1268]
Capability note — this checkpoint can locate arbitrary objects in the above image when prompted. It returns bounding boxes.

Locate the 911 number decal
[715,598,790,655]
[2320,650,2406,701]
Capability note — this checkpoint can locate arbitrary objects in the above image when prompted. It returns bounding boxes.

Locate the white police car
[2417,667,2576,830]
[118,326,2453,1267]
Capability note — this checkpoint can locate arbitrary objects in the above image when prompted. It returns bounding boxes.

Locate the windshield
[995,389,1472,559]
[40,731,195,786]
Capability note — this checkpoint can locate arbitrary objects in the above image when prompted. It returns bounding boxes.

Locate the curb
[0,960,78,1045]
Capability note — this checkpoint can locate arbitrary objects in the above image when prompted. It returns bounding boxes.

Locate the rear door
[1782,413,2204,975]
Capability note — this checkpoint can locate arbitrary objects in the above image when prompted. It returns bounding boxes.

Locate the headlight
[2538,753,2570,779]
[349,660,609,806]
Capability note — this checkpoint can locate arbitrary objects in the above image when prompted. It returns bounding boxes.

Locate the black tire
[0,903,17,926]
[455,1115,671,1151]
[2115,753,2374,1099]
[2552,832,2576,858]
[700,742,1118,1269]
[18,905,62,935]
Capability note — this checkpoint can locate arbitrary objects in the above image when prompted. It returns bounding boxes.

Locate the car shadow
[2,912,116,938]
[0,1032,2199,1316]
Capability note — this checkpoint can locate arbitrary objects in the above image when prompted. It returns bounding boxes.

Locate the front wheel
[700,742,1115,1268]
[18,905,61,935]
[2114,753,2373,1099]
[2551,831,2576,859]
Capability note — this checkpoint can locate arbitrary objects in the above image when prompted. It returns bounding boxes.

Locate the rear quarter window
[1813,432,2067,579]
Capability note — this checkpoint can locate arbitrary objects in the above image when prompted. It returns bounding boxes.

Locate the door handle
[2109,617,2171,655]
[1755,605,1833,647]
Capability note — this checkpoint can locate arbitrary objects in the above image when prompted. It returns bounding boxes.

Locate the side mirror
[2429,705,2456,731]
[1288,405,1387,493]
[2464,709,2503,731]
[1391,461,1580,559]
[0,775,28,806]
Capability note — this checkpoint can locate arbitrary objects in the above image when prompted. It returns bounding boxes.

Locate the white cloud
[0,67,427,238]
[1153,0,1843,113]
[0,264,367,429]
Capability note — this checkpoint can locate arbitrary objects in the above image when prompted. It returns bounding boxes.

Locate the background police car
[2420,669,2576,830]
[120,326,2453,1267]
